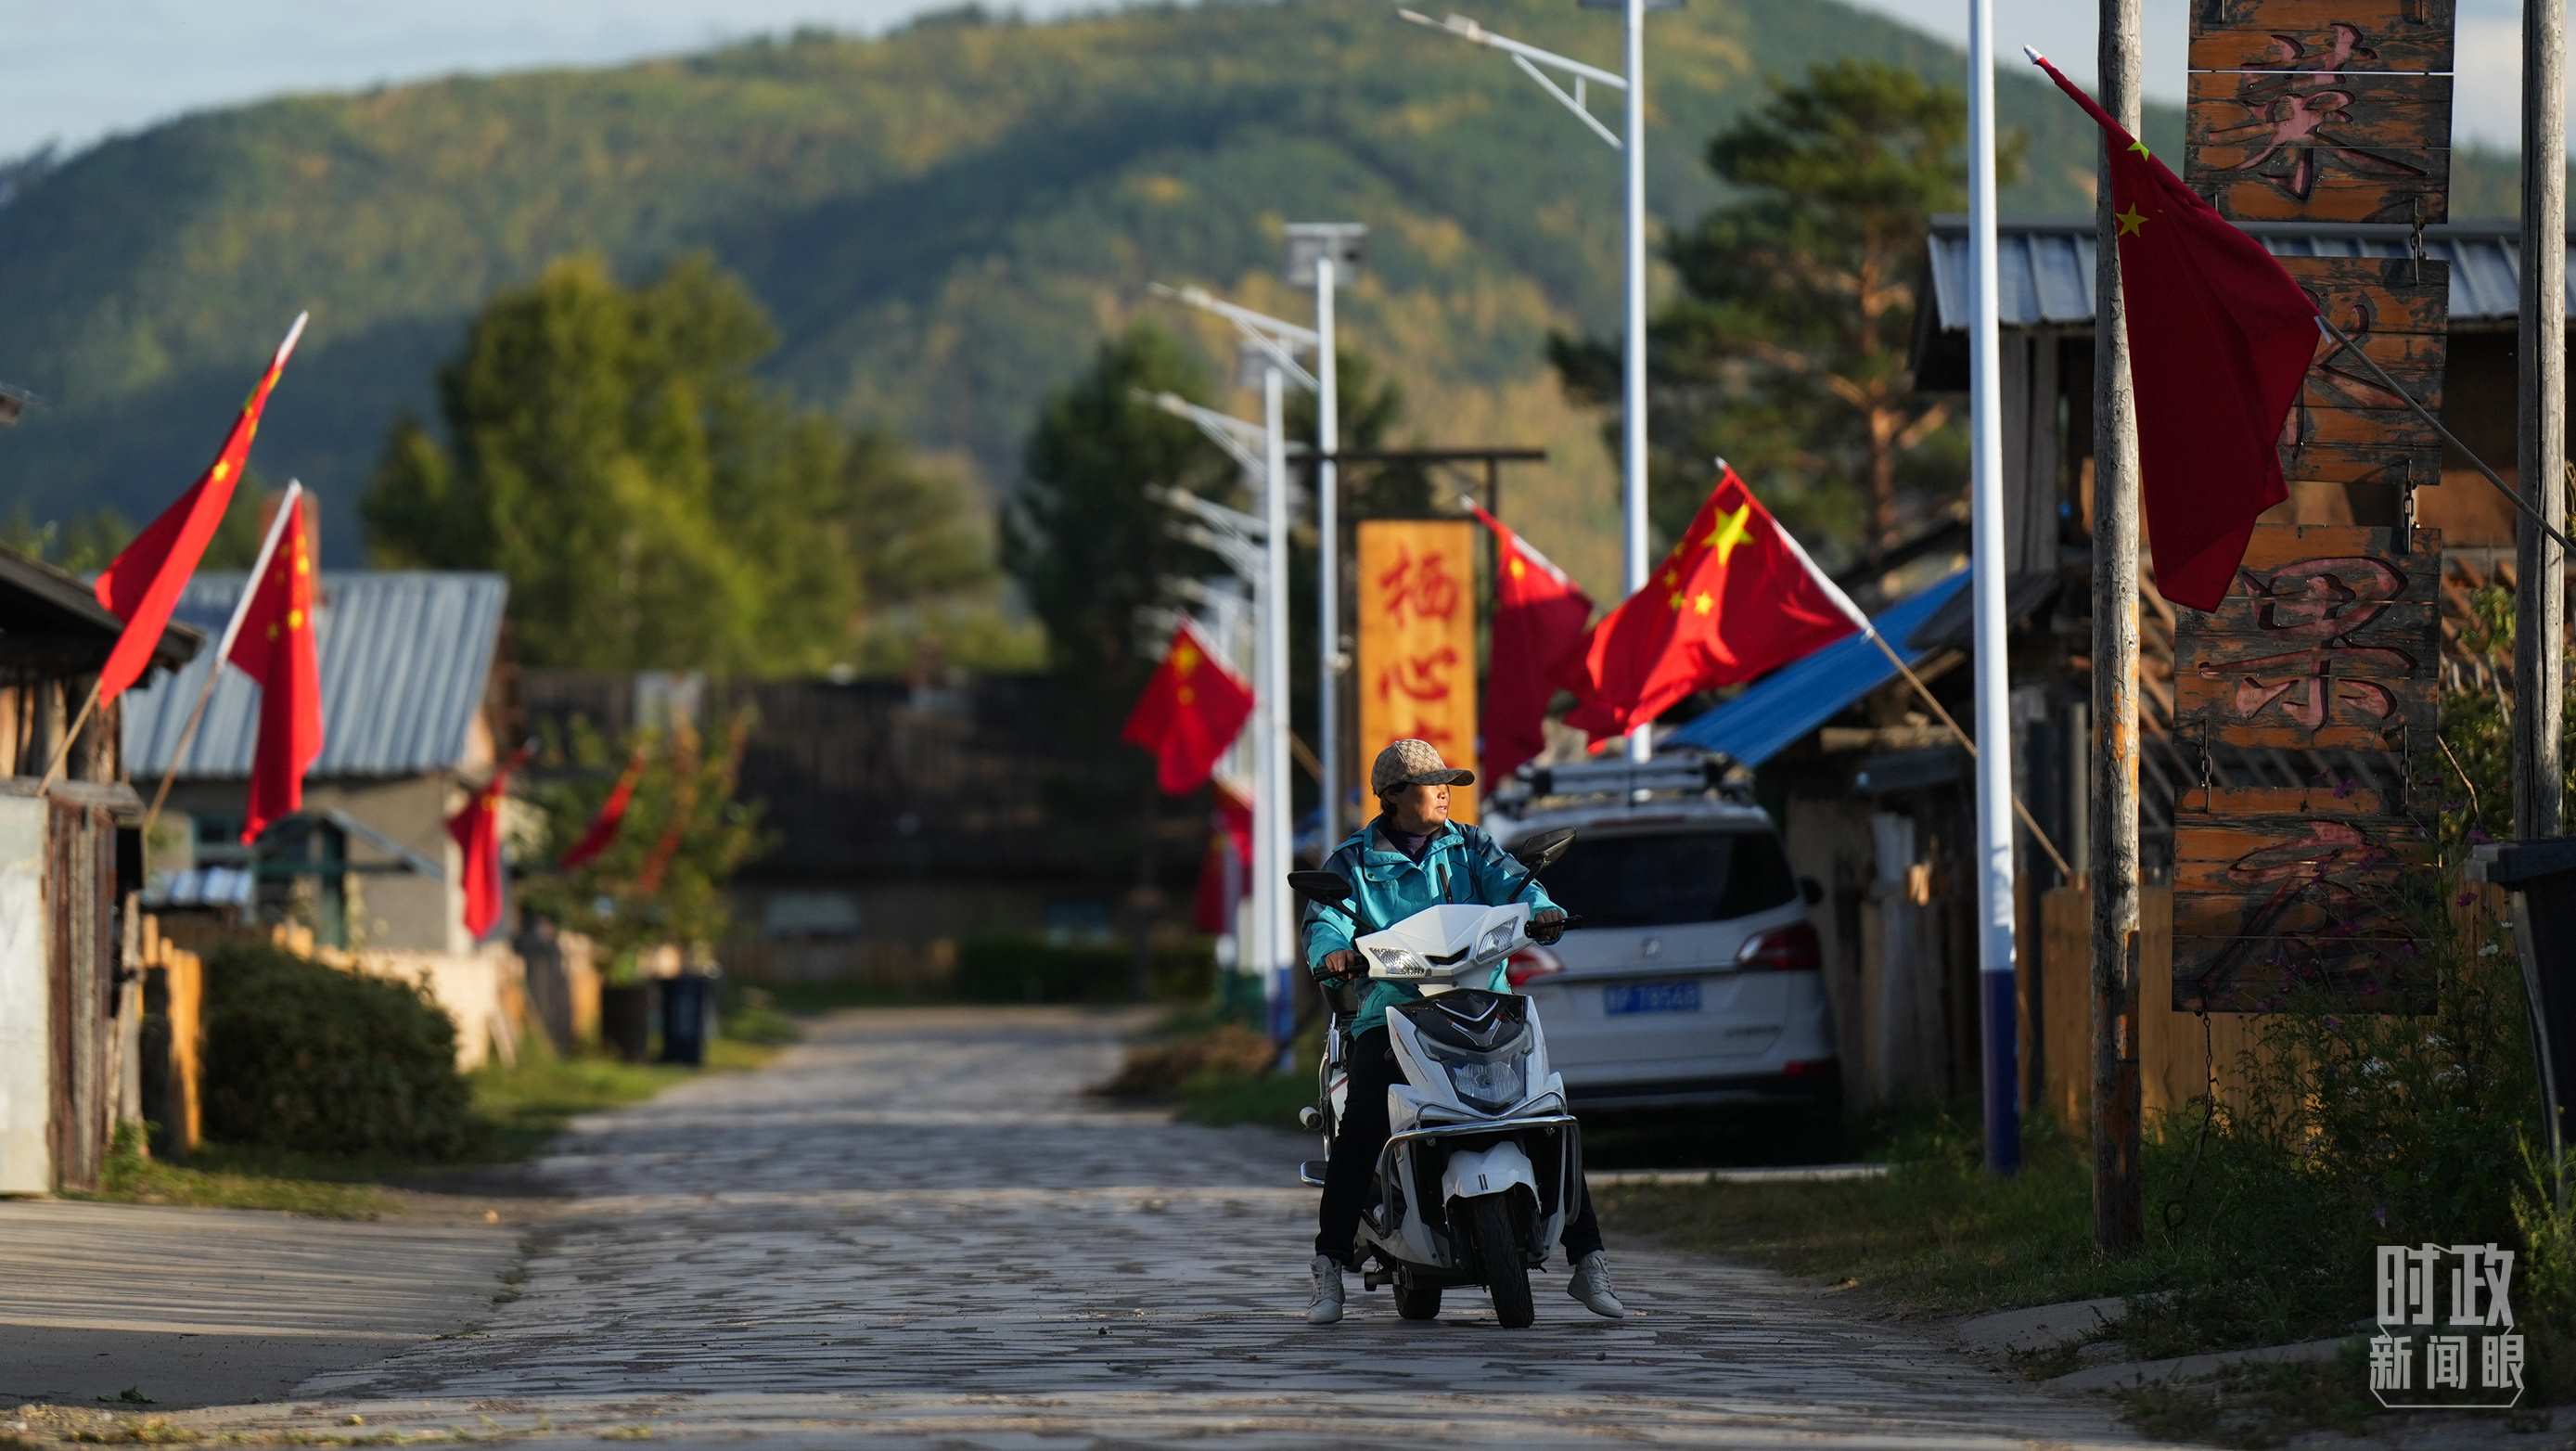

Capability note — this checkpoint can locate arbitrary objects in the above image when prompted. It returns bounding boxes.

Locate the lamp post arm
[1149,484,1266,539]
[1147,283,1322,392]
[1135,389,1272,476]
[1396,10,1626,89]
[1509,53,1622,149]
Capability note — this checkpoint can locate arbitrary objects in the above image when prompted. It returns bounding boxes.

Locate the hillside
[0,0,2526,596]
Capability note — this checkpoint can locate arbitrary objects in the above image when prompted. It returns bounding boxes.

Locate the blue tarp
[1660,570,1971,768]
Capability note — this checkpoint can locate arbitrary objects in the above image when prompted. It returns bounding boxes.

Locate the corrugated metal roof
[1924,218,2558,333]
[122,572,506,779]
[1661,571,1971,768]
[144,866,253,911]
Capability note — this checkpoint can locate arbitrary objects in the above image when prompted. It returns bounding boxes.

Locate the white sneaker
[1307,1254,1346,1324]
[1567,1251,1627,1318]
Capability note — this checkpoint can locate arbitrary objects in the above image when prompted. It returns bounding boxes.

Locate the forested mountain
[0,0,2523,591]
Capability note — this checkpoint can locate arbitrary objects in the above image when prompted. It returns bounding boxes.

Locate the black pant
[1314,1029,1605,1267]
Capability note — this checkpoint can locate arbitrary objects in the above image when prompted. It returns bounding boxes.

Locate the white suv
[1485,754,1841,1128]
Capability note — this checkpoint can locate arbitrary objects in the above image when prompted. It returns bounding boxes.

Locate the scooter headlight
[1415,1028,1534,1111]
[1366,945,1431,979]
[1442,1054,1527,1111]
[1473,921,1519,965]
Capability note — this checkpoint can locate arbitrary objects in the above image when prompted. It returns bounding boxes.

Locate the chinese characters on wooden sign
[1356,520,1480,824]
[2186,0,2456,225]
[2174,1,2455,1013]
[2172,526,2442,1012]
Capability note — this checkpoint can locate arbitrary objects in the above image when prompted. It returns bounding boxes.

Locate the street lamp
[1285,222,1364,852]
[1399,2,1678,762]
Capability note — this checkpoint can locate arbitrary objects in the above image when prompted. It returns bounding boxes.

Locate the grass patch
[1174,1067,1312,1130]
[2111,1347,2385,1450]
[465,1036,775,1162]
[1594,1104,2203,1319]
[1096,1003,1318,1132]
[82,1137,396,1220]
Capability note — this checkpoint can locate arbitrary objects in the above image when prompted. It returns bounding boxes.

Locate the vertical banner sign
[2178,2,2456,1013]
[1357,520,1480,824]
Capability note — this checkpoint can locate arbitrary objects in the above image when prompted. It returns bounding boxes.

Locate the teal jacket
[1301,816,1562,1037]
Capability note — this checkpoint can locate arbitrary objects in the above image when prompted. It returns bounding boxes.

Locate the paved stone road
[186,1008,2209,1448]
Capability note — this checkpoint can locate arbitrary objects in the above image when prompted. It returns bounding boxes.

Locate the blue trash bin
[659,971,712,1066]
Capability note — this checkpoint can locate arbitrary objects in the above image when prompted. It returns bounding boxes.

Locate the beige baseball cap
[1371,738,1475,797]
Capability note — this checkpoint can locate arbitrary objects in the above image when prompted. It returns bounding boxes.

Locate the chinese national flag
[1122,621,1254,795]
[231,495,323,844]
[1191,778,1256,932]
[1558,466,1865,742]
[1467,504,1594,781]
[2032,53,2318,611]
[447,750,522,942]
[557,750,643,870]
[91,314,307,704]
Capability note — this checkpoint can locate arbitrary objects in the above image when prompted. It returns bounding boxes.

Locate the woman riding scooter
[1301,738,1626,1326]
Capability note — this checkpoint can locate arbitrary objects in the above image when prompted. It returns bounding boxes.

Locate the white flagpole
[1967,0,2020,1175]
[1262,365,1296,1044]
[139,481,303,842]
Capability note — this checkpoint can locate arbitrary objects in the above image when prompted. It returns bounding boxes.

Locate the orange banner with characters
[1356,520,1479,824]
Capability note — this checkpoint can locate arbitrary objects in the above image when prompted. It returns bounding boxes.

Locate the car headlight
[1366,945,1430,979]
[1474,922,1519,964]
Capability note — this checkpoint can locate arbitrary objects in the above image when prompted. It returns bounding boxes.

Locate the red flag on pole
[1467,503,1594,781]
[2029,51,2319,610]
[230,494,323,844]
[1191,779,1256,933]
[91,313,308,704]
[448,748,523,942]
[1558,466,1866,742]
[557,750,643,871]
[1121,620,1254,795]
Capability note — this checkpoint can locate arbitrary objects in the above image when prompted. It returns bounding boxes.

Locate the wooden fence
[2031,883,2511,1133]
[2031,885,2271,1129]
[135,915,205,1158]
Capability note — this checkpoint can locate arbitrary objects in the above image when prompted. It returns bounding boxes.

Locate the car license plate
[1604,981,1701,1015]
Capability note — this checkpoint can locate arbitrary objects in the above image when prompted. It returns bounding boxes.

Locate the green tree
[1288,348,1432,521]
[363,252,1006,674]
[1006,324,1232,700]
[519,713,766,978]
[1555,60,2022,562]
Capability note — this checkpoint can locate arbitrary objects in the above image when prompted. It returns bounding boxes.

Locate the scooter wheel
[1466,1197,1534,1329]
[1393,1272,1442,1321]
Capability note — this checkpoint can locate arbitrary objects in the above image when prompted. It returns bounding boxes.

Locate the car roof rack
[1490,750,1758,813]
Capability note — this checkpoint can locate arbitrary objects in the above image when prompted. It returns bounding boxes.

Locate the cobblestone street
[182,1008,2204,1447]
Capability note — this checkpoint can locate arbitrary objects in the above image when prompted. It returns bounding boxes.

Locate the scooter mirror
[1286,869,1356,906]
[1510,828,1577,876]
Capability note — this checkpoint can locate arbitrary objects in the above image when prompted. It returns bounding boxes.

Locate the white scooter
[1288,828,1583,1329]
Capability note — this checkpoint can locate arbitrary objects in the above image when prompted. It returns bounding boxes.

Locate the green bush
[952,936,1213,1004]
[200,942,474,1160]
[2120,867,2553,1368]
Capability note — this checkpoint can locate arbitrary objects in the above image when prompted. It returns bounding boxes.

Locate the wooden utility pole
[2091,0,2147,1253]
[2519,0,2568,843]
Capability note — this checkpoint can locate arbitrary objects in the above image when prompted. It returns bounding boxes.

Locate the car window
[1535,828,1797,928]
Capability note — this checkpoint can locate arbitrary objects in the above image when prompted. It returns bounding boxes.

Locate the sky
[0,0,2555,164]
